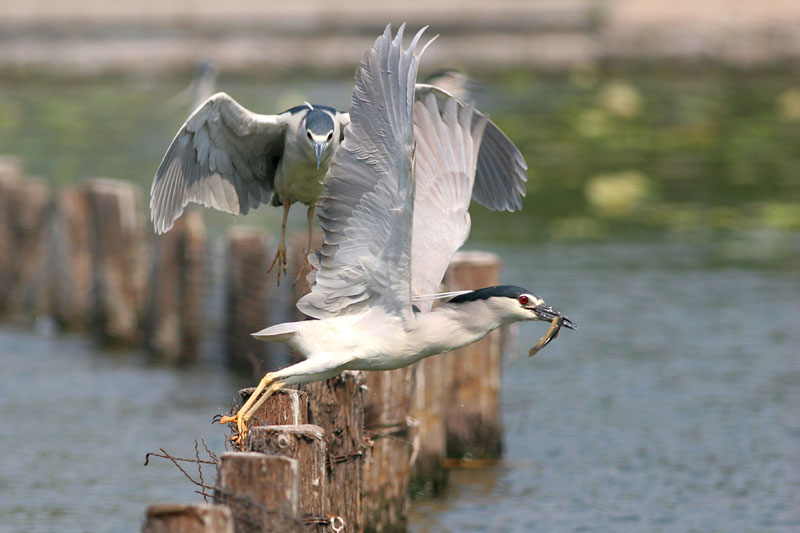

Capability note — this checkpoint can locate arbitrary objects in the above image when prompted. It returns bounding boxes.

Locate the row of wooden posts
[0,156,505,531]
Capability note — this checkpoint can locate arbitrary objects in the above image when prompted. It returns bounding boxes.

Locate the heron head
[449,285,576,329]
[304,109,336,169]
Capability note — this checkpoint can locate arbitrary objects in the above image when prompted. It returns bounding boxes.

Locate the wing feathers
[297,25,430,320]
[150,92,287,234]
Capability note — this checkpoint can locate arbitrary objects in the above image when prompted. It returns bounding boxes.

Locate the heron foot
[217,372,286,445]
[268,243,288,284]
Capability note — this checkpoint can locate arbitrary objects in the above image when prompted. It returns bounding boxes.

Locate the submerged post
[224,227,278,373]
[50,186,92,331]
[362,367,415,532]
[85,178,146,345]
[142,504,234,533]
[0,177,51,320]
[441,251,504,459]
[145,208,207,364]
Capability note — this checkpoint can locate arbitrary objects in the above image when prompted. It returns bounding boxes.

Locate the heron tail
[251,322,299,343]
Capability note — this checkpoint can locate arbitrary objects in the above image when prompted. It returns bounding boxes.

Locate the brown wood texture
[216,452,303,533]
[0,177,51,320]
[362,367,415,532]
[441,251,504,458]
[224,226,276,374]
[245,425,328,531]
[145,208,206,363]
[408,354,450,496]
[142,504,234,533]
[85,178,145,344]
[50,186,92,330]
[237,387,309,427]
[300,371,366,533]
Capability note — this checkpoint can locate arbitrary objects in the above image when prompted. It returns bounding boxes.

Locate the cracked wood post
[225,227,282,374]
[85,178,145,345]
[362,367,415,532]
[408,354,449,497]
[246,425,328,532]
[300,371,366,533]
[216,453,303,533]
[0,177,51,320]
[441,251,504,459]
[142,504,233,533]
[50,185,92,331]
[145,208,206,364]
[237,387,309,429]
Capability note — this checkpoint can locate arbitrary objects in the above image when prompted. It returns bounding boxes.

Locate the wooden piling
[0,177,51,319]
[225,227,281,374]
[408,355,450,497]
[50,186,92,330]
[300,371,366,532]
[238,387,309,428]
[142,504,234,533]
[246,425,328,531]
[145,209,206,364]
[216,452,303,533]
[362,367,415,532]
[85,178,145,344]
[441,251,504,459]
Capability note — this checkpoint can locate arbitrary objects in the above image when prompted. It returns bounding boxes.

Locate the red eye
[327,132,333,141]
[518,295,529,305]
[307,131,313,140]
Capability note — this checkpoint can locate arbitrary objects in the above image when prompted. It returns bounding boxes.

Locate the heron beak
[533,305,577,331]
[313,141,326,170]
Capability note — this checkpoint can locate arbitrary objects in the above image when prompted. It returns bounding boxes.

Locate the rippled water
[1,238,798,532]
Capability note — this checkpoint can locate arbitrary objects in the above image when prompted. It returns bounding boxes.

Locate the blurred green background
[2,66,798,249]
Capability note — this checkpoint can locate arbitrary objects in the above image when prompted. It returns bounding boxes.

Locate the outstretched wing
[150,92,289,234]
[297,25,433,320]
[414,83,527,211]
[410,93,488,311]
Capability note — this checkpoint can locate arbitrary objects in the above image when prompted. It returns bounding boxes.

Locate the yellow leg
[268,200,291,284]
[294,204,316,287]
[241,379,287,428]
[218,371,279,441]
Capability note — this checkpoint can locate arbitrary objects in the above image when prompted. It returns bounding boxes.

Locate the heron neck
[410,301,504,355]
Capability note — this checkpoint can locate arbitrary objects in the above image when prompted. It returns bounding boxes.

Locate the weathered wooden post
[145,209,206,364]
[246,425,328,532]
[441,251,504,459]
[216,453,303,533]
[362,367,415,532]
[142,504,234,533]
[0,177,51,320]
[300,371,366,532]
[408,355,450,496]
[238,387,309,428]
[50,186,92,331]
[85,178,146,344]
[225,227,282,373]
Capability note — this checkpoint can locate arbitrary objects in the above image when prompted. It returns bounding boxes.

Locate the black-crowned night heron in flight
[150,48,526,284]
[218,24,574,443]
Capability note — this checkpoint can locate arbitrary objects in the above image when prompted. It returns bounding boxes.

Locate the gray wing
[297,25,433,320]
[410,94,488,311]
[414,83,527,211]
[150,92,289,234]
